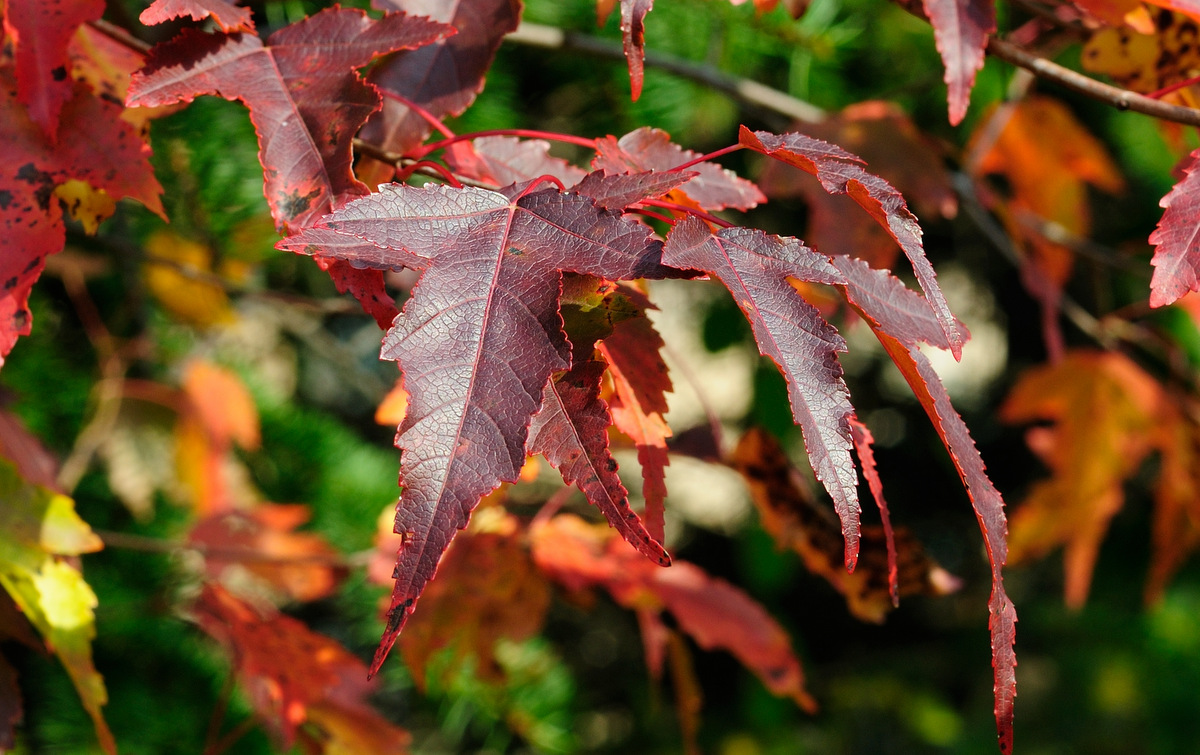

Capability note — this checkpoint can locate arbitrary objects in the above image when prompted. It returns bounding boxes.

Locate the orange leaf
[1000,350,1162,607]
[189,504,345,603]
[530,513,816,711]
[182,361,260,451]
[194,584,408,749]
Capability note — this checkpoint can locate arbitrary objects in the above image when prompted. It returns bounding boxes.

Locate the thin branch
[506,22,826,128]
[96,530,374,567]
[987,37,1200,128]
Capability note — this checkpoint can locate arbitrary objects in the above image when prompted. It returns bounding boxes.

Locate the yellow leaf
[1083,9,1200,103]
[0,459,114,754]
[144,231,235,327]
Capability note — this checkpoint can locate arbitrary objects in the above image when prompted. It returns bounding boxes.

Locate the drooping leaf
[277,182,668,673]
[189,504,346,603]
[663,217,862,567]
[363,0,521,155]
[396,509,551,689]
[1150,147,1200,307]
[617,0,654,101]
[831,254,1015,754]
[758,102,956,272]
[2,0,105,140]
[0,69,164,369]
[732,427,959,622]
[0,458,112,754]
[529,360,670,563]
[193,584,411,751]
[849,419,900,607]
[445,136,589,188]
[530,513,817,711]
[139,0,256,32]
[127,8,452,231]
[594,127,765,211]
[920,0,994,125]
[740,126,964,357]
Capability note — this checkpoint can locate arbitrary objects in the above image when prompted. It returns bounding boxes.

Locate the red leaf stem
[640,199,734,229]
[668,143,745,174]
[413,128,598,159]
[379,87,456,139]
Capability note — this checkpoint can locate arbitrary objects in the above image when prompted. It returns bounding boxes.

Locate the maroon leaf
[277,183,667,673]
[314,257,399,330]
[922,0,994,125]
[573,169,697,210]
[849,418,898,607]
[595,127,766,211]
[1,72,164,368]
[3,0,105,141]
[139,0,255,32]
[1150,147,1200,308]
[663,216,862,568]
[444,136,589,187]
[833,254,1015,754]
[528,360,670,564]
[739,126,964,358]
[619,0,654,101]
[363,0,521,155]
[127,8,452,231]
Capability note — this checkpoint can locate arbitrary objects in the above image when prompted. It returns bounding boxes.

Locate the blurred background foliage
[7,0,1200,752]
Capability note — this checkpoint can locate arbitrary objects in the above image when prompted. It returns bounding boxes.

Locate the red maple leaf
[739,126,965,358]
[921,0,995,125]
[3,0,105,141]
[139,0,256,32]
[0,71,164,368]
[663,217,861,566]
[833,254,1015,754]
[1150,147,1200,307]
[128,8,450,325]
[594,127,765,211]
[277,182,671,674]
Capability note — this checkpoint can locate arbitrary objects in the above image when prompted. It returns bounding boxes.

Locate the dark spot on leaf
[23,257,41,274]
[605,458,618,472]
[279,188,321,220]
[0,190,11,209]
[50,66,68,82]
[3,277,17,291]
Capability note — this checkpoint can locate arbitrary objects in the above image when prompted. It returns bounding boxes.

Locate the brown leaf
[732,428,959,623]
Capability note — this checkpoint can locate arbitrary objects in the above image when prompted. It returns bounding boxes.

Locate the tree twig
[506,22,826,128]
[987,37,1200,127]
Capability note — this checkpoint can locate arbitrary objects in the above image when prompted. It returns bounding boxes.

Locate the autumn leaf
[2,0,105,140]
[972,96,1124,289]
[832,254,1014,753]
[139,0,256,33]
[189,504,346,603]
[732,427,960,622]
[445,135,589,188]
[740,127,964,357]
[0,458,112,754]
[999,350,1162,607]
[920,0,994,125]
[1083,9,1200,103]
[758,102,956,272]
[615,0,654,101]
[175,360,260,514]
[1150,147,1200,307]
[277,182,670,674]
[0,67,164,369]
[574,169,698,211]
[128,8,451,231]
[531,513,817,712]
[193,583,411,751]
[394,509,551,689]
[593,127,765,211]
[363,0,521,155]
[663,217,862,566]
